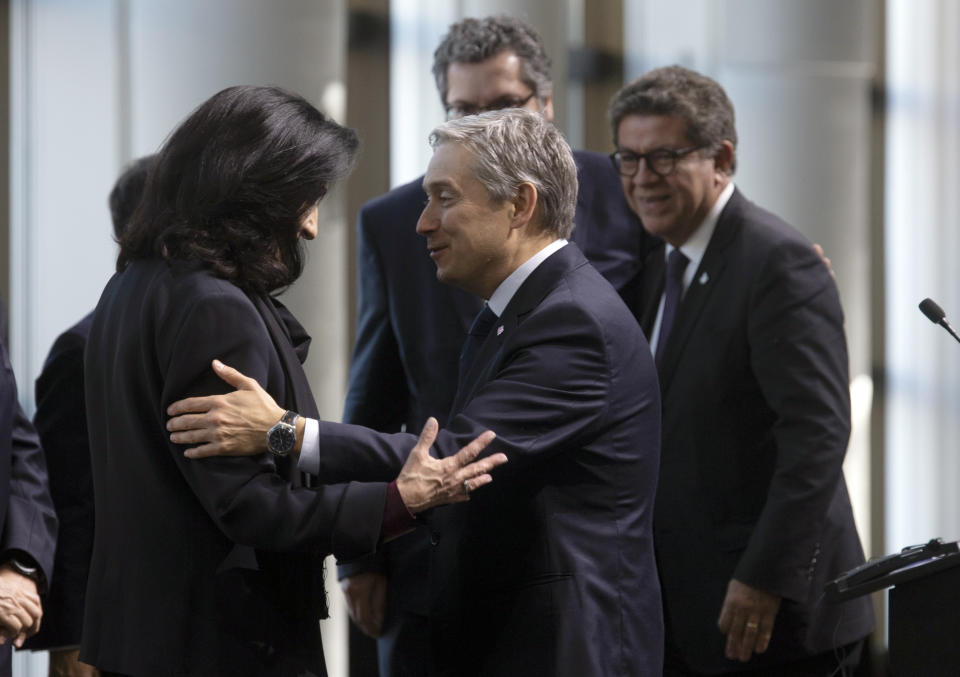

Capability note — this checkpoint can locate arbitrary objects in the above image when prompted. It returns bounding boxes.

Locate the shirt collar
[666,181,735,285]
[487,239,568,316]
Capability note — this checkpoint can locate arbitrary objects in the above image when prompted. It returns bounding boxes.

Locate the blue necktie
[655,249,689,366]
[460,304,498,381]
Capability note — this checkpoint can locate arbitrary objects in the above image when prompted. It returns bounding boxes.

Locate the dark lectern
[826,539,960,676]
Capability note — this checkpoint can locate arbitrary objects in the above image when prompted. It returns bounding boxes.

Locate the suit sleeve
[314,297,631,483]
[734,239,852,601]
[0,342,58,587]
[26,332,92,648]
[158,287,387,563]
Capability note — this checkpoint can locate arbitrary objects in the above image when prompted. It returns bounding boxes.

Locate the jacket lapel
[450,244,588,416]
[638,241,666,338]
[655,189,744,392]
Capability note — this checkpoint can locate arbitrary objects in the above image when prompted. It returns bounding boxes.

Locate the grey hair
[432,15,553,108]
[429,108,577,238]
[608,65,738,175]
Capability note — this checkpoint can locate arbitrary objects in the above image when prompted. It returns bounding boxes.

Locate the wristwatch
[6,556,46,592]
[266,410,299,456]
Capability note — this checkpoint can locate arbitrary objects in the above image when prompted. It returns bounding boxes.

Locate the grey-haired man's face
[444,50,553,122]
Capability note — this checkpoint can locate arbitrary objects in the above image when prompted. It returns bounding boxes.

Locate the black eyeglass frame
[609,145,706,178]
[444,92,537,119]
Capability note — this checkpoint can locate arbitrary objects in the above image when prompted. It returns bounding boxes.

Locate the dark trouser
[663,640,864,677]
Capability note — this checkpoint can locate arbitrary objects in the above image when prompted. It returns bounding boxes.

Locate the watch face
[268,423,296,455]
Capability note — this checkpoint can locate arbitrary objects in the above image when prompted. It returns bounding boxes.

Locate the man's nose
[416,204,435,234]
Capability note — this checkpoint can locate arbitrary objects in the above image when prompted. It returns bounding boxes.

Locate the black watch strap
[7,556,46,591]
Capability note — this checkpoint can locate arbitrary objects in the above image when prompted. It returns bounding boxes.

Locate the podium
[826,539,960,676]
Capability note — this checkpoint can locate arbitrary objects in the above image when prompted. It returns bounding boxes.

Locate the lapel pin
[699,271,709,285]
[497,325,504,336]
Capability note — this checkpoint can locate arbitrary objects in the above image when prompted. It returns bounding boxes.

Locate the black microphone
[919,297,960,345]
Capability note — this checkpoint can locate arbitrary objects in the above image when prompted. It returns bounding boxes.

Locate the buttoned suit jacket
[338,151,650,617]
[81,259,389,677]
[320,243,664,676]
[638,188,874,673]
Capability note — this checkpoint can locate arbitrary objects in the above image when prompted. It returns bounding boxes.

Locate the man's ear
[713,140,735,176]
[509,182,538,231]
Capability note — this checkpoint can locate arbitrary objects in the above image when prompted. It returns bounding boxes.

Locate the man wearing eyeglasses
[608,66,874,676]
[338,16,649,676]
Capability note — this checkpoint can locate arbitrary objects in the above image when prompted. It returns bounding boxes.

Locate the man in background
[339,16,650,675]
[25,156,155,677]
[608,65,874,676]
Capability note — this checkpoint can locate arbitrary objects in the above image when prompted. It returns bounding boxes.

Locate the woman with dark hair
[80,85,501,677]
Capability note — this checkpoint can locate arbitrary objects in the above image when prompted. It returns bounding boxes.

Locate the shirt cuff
[297,417,320,476]
[380,481,416,543]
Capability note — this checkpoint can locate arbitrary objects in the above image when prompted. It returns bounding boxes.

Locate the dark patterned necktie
[654,249,689,366]
[459,304,498,381]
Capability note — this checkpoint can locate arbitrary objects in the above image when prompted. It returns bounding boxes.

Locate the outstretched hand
[167,360,286,458]
[395,417,505,513]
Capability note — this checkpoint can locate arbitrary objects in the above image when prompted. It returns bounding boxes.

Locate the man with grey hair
[339,14,648,675]
[608,65,873,676]
[165,108,664,676]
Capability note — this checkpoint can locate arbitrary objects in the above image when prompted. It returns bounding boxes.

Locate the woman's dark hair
[119,85,359,292]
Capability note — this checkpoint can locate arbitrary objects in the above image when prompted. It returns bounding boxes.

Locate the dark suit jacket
[25,312,94,651]
[322,244,663,676]
[81,259,390,677]
[0,329,58,671]
[338,151,649,615]
[639,188,874,672]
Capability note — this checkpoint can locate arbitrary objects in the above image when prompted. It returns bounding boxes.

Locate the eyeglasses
[445,92,537,119]
[609,145,705,178]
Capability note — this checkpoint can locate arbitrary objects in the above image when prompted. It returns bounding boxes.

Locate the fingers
[168,426,214,448]
[461,473,493,494]
[166,413,213,434]
[730,616,759,662]
[18,596,42,623]
[450,430,497,467]
[755,613,774,654]
[812,243,834,277]
[340,574,387,638]
[0,607,35,641]
[166,396,216,417]
[165,361,261,417]
[720,607,752,662]
[456,451,508,485]
[717,579,780,662]
[182,443,223,460]
[412,417,440,458]
[212,359,259,391]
